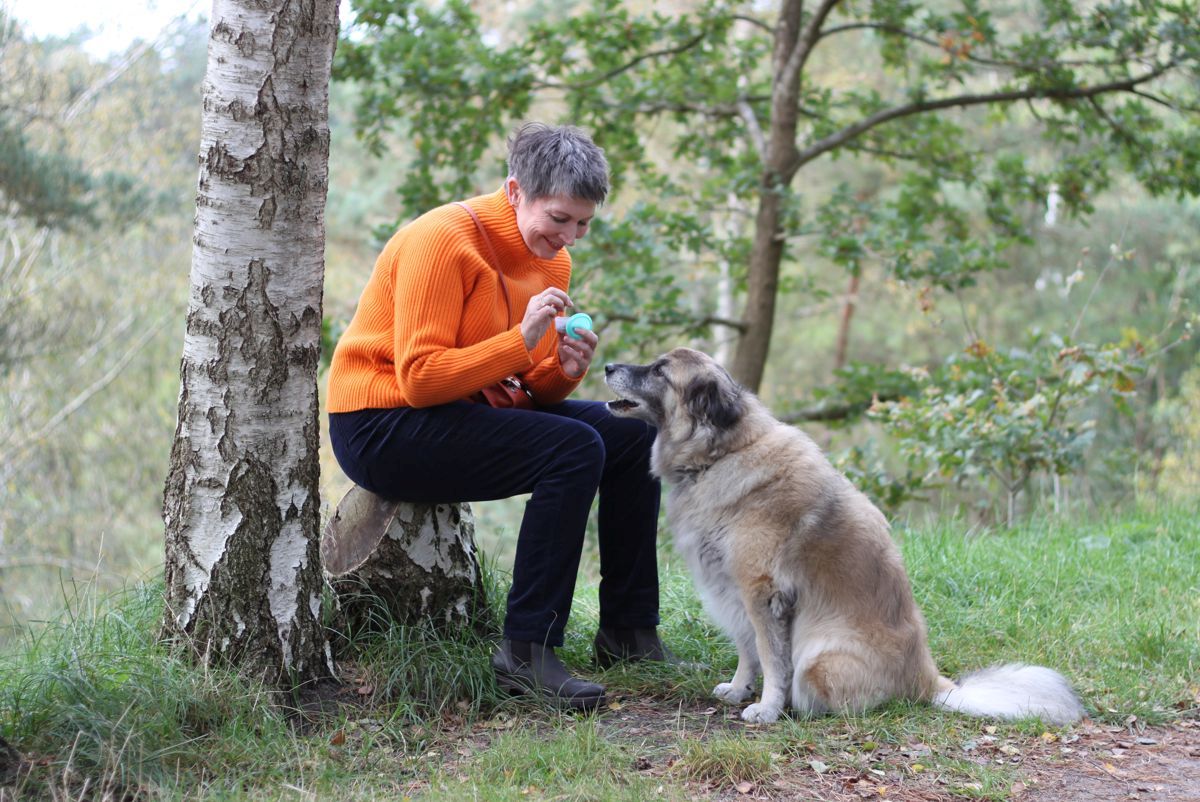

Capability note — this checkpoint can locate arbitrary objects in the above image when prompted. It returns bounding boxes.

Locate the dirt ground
[595,701,1200,801]
[416,697,1200,802]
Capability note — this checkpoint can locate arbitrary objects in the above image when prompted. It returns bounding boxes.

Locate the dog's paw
[713,682,753,704]
[740,703,781,724]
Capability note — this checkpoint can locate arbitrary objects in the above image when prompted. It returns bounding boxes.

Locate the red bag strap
[455,201,512,328]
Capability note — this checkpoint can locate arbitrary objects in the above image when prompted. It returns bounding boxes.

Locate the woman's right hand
[521,288,572,351]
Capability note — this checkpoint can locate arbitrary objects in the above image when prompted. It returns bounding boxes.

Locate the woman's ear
[505,176,521,208]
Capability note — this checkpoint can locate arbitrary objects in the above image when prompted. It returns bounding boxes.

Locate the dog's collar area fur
[670,464,710,484]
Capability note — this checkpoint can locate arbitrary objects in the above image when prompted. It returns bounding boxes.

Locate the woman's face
[507,177,596,260]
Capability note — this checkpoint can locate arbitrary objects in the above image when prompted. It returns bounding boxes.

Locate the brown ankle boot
[592,627,680,667]
[491,639,607,711]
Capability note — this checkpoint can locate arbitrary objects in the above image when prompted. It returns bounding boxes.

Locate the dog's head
[604,348,747,461]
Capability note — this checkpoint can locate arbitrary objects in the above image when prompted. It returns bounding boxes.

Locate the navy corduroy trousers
[328,399,661,647]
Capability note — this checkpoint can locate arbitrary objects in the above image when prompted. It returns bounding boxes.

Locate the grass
[1,503,1197,799]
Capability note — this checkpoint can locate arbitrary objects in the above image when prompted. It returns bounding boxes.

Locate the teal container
[555,312,593,340]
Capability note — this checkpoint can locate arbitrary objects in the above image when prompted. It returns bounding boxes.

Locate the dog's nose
[604,363,615,375]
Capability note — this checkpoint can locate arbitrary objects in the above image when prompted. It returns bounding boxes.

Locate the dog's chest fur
[660,435,797,618]
[667,475,747,626]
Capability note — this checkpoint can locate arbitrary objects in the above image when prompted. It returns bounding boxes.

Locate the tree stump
[321,486,493,646]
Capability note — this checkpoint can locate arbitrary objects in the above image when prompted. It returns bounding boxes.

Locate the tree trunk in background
[729,0,805,392]
[832,272,861,374]
[321,488,491,647]
[161,0,339,685]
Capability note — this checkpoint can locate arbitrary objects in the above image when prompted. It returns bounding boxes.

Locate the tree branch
[778,391,902,424]
[1130,88,1200,113]
[817,21,1138,71]
[789,62,1175,174]
[625,99,746,118]
[732,14,774,35]
[534,31,709,91]
[784,0,843,90]
[738,99,767,161]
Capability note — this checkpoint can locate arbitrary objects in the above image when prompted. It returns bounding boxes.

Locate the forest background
[0,0,1197,643]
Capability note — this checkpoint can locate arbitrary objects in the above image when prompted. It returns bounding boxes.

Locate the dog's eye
[651,362,665,376]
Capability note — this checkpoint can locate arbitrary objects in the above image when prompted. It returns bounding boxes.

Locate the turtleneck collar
[469,187,566,271]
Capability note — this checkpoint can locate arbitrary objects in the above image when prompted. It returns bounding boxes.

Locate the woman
[327,123,668,711]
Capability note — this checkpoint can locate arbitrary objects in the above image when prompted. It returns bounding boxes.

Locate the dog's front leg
[713,627,759,704]
[739,585,794,724]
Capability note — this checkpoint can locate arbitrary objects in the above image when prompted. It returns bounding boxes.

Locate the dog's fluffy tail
[932,664,1085,726]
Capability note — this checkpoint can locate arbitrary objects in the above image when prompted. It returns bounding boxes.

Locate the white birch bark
[161,0,339,684]
[322,488,492,642]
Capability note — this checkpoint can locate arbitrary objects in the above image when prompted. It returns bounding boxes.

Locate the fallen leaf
[984,725,997,734]
[910,763,925,773]
[329,730,345,746]
[485,717,516,730]
[735,781,754,794]
[999,744,1021,756]
[608,701,623,711]
[356,685,374,696]
[876,785,889,797]
[809,760,829,773]
[1040,731,1057,743]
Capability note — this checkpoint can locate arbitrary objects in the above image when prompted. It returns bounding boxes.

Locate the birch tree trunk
[161,0,339,685]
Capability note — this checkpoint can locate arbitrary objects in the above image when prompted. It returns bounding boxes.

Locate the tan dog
[604,348,1084,725]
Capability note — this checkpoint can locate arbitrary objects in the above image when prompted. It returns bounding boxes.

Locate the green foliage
[335,0,536,213]
[1150,354,1200,501]
[335,0,1200,385]
[0,116,95,228]
[0,20,205,634]
[831,442,932,519]
[871,331,1145,521]
[0,13,149,230]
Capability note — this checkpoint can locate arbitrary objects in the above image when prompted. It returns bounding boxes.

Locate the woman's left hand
[558,328,598,379]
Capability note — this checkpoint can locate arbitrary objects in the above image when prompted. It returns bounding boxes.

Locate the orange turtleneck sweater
[326,188,582,412]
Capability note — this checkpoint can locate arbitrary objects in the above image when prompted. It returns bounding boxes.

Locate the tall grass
[1,504,1195,799]
[905,504,1200,721]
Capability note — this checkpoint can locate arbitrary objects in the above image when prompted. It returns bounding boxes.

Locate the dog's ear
[684,375,744,429]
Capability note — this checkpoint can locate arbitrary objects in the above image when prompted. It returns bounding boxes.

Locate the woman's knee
[547,421,606,485]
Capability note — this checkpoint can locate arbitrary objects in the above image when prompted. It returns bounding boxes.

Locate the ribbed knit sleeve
[326,189,583,412]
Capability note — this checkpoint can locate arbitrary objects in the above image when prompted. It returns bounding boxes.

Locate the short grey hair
[506,122,610,205]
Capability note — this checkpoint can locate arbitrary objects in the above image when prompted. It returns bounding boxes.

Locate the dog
[604,347,1085,725]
